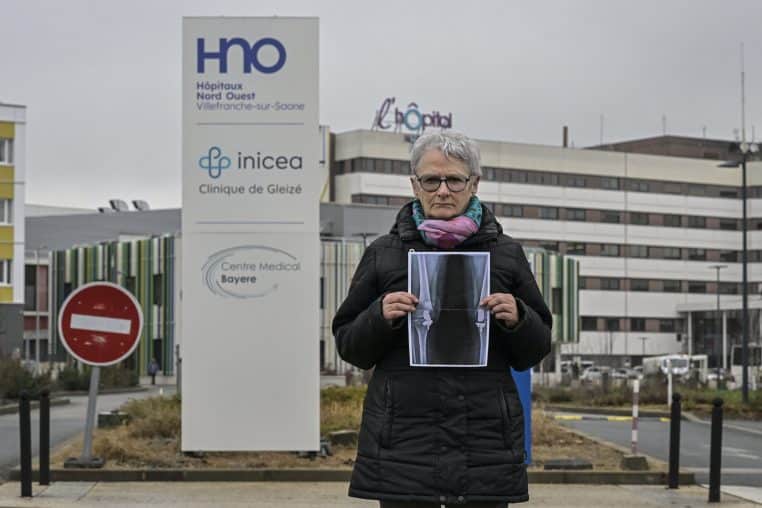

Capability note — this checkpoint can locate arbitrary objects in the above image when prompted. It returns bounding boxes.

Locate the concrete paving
[0,482,759,507]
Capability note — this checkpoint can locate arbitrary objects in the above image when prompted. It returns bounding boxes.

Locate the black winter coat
[332,202,552,505]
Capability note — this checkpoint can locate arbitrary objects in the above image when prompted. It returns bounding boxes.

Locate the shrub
[532,386,573,403]
[56,363,140,392]
[56,365,90,391]
[100,365,139,388]
[122,394,181,439]
[0,357,53,400]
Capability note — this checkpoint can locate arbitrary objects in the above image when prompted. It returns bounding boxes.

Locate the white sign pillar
[181,17,320,451]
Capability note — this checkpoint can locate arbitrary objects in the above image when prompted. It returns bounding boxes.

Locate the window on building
[508,170,527,183]
[601,278,620,290]
[600,244,620,256]
[0,260,11,284]
[25,265,36,311]
[0,200,12,224]
[540,241,559,252]
[578,277,587,289]
[719,189,739,198]
[627,180,649,192]
[663,214,682,227]
[659,319,676,333]
[631,318,646,331]
[601,177,619,190]
[0,139,13,164]
[124,276,136,295]
[664,182,682,194]
[630,279,649,291]
[687,248,707,261]
[552,287,562,313]
[502,205,523,217]
[659,247,681,259]
[628,245,648,258]
[601,211,621,223]
[688,282,707,293]
[539,207,558,220]
[566,208,586,221]
[630,212,649,225]
[567,176,586,187]
[719,219,738,231]
[152,274,163,305]
[687,216,707,228]
[565,243,586,255]
[663,279,681,292]
[606,318,620,331]
[581,317,598,330]
[688,185,706,196]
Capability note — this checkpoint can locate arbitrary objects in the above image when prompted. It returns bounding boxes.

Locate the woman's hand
[480,293,520,327]
[382,292,419,322]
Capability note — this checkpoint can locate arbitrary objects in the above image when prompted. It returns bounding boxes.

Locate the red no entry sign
[57,282,144,366]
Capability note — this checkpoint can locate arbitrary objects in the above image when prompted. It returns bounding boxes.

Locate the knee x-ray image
[408,252,490,367]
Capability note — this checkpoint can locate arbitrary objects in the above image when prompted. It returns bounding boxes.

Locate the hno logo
[197,37,287,74]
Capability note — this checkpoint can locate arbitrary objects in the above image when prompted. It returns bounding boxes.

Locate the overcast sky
[4,0,762,210]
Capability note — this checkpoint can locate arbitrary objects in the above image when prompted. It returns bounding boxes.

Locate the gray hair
[410,131,482,177]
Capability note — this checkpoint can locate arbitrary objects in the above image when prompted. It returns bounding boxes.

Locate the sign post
[57,282,143,468]
[181,17,320,451]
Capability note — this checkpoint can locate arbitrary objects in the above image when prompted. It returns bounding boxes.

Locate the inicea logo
[199,146,231,179]
[197,37,287,74]
[199,145,303,179]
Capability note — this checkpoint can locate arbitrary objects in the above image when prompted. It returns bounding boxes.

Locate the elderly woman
[332,131,552,508]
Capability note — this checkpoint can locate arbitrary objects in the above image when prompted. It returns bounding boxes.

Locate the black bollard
[708,398,724,503]
[668,392,681,489]
[19,391,32,497]
[39,389,50,486]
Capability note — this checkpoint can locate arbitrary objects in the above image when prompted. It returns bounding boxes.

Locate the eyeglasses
[415,174,471,192]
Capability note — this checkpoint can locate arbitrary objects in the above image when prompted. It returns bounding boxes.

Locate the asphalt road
[558,416,762,487]
[0,386,171,480]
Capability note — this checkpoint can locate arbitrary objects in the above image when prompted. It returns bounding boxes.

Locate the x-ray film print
[408,251,490,367]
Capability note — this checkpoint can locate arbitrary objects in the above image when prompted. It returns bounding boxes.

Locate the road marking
[70,314,132,334]
[552,415,670,422]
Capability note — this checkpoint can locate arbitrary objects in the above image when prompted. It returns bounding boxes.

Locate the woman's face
[411,149,479,219]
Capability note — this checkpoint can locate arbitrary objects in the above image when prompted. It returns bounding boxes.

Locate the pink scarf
[417,216,480,249]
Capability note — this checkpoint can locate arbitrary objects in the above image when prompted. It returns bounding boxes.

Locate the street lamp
[718,141,759,403]
[708,264,727,386]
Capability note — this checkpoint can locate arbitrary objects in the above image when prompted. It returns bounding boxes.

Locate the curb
[0,397,70,416]
[551,415,670,423]
[53,386,150,396]
[543,404,671,419]
[8,468,693,484]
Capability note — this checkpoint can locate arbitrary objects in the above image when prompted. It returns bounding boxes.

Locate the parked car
[612,367,639,380]
[580,366,611,382]
[707,368,735,384]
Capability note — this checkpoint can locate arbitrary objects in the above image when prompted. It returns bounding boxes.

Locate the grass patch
[50,387,635,471]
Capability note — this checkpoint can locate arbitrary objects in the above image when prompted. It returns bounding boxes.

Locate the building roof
[26,204,94,217]
[587,135,739,161]
[25,203,403,251]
